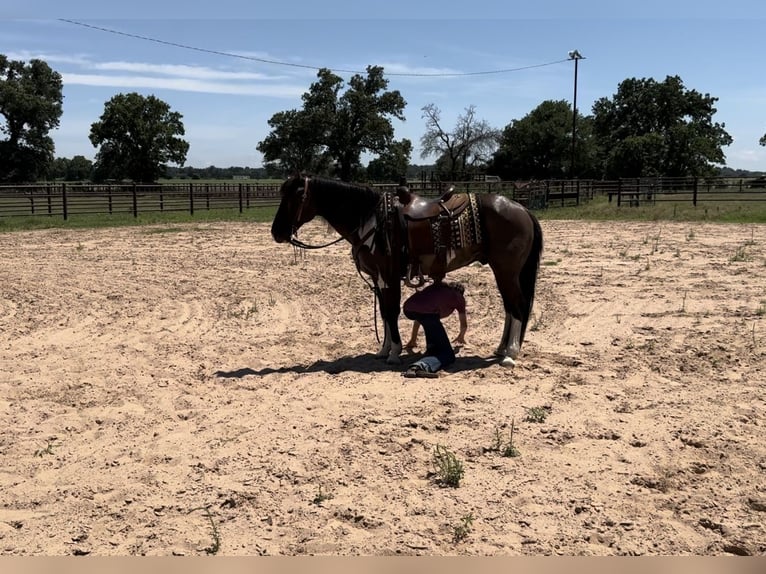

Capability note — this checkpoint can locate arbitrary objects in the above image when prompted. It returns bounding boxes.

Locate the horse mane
[309,176,382,228]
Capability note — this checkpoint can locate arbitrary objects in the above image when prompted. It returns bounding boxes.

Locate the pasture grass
[535,195,766,223]
[0,206,275,232]
[4,193,766,233]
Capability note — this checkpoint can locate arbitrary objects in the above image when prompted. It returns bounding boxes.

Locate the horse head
[271,173,318,243]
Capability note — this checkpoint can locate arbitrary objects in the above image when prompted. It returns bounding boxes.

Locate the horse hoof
[499,356,516,368]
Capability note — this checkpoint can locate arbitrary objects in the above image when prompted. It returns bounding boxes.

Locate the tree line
[2,53,764,185]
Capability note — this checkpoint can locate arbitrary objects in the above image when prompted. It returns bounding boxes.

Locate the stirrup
[404,265,428,289]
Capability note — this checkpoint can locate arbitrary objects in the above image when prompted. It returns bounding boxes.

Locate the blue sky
[3,1,766,170]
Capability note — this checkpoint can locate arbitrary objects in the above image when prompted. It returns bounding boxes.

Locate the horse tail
[519,209,543,346]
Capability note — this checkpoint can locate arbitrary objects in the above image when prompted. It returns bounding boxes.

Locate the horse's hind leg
[496,313,523,367]
[489,263,527,368]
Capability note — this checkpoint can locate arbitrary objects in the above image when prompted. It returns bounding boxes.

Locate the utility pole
[568,50,584,178]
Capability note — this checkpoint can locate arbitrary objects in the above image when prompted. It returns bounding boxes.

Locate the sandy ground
[0,218,764,556]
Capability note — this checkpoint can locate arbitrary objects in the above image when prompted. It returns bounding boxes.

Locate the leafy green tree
[258,66,406,181]
[366,138,412,181]
[0,54,63,182]
[66,155,93,181]
[491,100,596,179]
[592,75,732,178]
[257,108,332,176]
[47,156,92,181]
[48,157,69,180]
[420,104,499,180]
[89,93,189,182]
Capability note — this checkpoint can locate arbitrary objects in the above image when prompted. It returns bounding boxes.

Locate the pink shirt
[403,283,466,319]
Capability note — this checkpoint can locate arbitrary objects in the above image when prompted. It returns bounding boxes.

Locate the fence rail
[1,177,765,219]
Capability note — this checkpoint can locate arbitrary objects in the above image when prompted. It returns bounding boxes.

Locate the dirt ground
[0,218,764,556]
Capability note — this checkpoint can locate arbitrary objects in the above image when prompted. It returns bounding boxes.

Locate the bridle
[285,176,388,342]
[287,176,377,250]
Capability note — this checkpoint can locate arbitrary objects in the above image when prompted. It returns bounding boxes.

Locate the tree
[366,138,412,181]
[419,104,500,180]
[760,133,766,147]
[257,108,332,176]
[258,66,406,181]
[0,54,63,182]
[89,93,189,182]
[592,75,732,178]
[66,155,93,181]
[491,100,596,180]
[46,155,93,181]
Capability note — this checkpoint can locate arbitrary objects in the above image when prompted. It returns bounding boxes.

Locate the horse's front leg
[373,281,402,364]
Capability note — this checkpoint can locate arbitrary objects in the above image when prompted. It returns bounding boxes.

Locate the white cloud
[61,73,305,97]
[89,61,285,81]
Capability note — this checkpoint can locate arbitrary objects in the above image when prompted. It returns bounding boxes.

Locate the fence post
[62,183,68,220]
[576,179,580,206]
[617,179,622,207]
[545,180,550,208]
[238,183,243,213]
[693,177,698,207]
[46,183,52,216]
[159,185,164,211]
[189,182,195,215]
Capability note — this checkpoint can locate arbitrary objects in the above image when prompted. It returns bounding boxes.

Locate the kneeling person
[403,281,467,376]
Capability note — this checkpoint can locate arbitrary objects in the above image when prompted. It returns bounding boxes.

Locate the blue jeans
[403,310,456,368]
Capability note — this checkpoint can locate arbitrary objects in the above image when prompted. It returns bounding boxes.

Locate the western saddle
[395,183,476,286]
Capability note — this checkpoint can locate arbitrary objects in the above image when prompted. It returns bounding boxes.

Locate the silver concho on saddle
[396,184,482,287]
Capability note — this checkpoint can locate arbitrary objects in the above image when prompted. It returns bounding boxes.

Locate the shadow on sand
[214,351,502,378]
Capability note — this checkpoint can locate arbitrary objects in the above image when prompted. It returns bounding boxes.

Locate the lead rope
[351,242,381,344]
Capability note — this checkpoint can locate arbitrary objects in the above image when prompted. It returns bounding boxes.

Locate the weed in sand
[730,244,750,262]
[491,420,520,458]
[432,445,464,488]
[189,506,221,555]
[524,406,550,423]
[452,513,475,543]
[312,485,334,506]
[34,440,61,457]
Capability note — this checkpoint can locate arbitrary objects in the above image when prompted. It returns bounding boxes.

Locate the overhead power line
[58,19,569,77]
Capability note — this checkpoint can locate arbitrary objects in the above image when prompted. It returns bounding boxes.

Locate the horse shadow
[214,351,502,378]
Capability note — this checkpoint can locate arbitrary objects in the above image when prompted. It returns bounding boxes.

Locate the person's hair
[445,281,465,295]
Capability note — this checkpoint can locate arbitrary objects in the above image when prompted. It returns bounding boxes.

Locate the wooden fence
[1,177,764,220]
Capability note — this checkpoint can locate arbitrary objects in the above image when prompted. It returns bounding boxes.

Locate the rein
[287,176,385,342]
